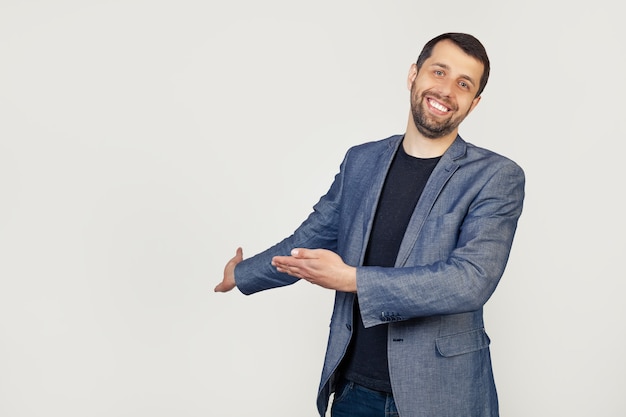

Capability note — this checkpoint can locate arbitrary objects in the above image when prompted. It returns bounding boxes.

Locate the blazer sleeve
[234,150,350,295]
[356,159,525,328]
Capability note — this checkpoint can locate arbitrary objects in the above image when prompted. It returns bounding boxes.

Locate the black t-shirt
[340,141,440,393]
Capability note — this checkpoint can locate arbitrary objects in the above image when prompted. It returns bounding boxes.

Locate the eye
[434,70,444,77]
[459,81,469,89]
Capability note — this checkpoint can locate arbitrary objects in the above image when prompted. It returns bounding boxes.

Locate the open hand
[272,248,356,293]
[214,247,243,292]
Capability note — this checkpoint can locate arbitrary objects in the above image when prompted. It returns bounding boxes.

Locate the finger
[230,247,243,264]
[290,248,317,258]
[225,248,243,271]
[275,262,304,278]
[271,255,298,266]
[275,262,298,275]
[214,277,236,292]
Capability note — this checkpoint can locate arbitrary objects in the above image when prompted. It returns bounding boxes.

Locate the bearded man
[215,32,525,417]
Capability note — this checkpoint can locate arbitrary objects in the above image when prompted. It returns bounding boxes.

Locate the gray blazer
[235,134,525,417]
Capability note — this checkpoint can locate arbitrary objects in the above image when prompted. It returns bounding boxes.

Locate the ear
[407,63,418,90]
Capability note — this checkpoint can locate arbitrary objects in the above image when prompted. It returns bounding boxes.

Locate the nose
[436,78,454,97]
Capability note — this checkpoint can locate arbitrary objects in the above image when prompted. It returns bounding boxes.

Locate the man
[215,32,525,417]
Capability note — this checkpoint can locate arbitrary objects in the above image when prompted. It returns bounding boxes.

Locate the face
[409,40,484,139]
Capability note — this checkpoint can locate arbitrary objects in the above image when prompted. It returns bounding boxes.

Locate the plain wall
[1,1,624,416]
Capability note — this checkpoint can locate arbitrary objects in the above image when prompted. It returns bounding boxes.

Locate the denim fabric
[331,379,399,417]
[235,135,524,417]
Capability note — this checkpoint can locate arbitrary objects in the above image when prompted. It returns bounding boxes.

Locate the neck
[402,118,458,158]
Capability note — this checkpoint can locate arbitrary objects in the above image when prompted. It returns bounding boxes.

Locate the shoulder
[344,134,402,161]
[455,137,524,178]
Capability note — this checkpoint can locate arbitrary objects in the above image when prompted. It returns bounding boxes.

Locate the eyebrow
[431,62,477,87]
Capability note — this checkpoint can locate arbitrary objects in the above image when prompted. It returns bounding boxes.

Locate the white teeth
[429,99,449,112]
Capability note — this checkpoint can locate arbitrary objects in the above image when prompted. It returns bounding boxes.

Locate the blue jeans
[331,379,399,417]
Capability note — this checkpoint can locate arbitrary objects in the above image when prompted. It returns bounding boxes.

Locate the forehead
[426,40,484,80]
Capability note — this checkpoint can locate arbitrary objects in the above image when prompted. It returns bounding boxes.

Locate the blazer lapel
[395,136,467,267]
[353,135,403,266]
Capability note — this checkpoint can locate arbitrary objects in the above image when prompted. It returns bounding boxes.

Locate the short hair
[416,33,490,97]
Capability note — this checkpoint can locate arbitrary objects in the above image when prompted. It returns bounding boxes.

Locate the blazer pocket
[435,328,491,358]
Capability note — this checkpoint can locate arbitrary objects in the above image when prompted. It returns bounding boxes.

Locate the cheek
[459,98,477,115]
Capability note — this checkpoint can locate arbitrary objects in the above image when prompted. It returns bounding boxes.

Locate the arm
[357,161,525,327]
[271,158,525,314]
[217,150,351,295]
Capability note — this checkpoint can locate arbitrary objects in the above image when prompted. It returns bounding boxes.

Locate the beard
[410,85,469,139]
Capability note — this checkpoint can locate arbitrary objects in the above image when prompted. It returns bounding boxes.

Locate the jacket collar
[394,134,467,267]
[387,134,468,162]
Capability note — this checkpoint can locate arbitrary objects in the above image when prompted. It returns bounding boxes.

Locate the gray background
[1,1,624,416]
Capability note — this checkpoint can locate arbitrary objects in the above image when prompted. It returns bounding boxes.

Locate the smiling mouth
[428,98,450,113]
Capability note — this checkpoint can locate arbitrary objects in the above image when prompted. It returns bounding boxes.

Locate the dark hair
[416,33,490,97]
